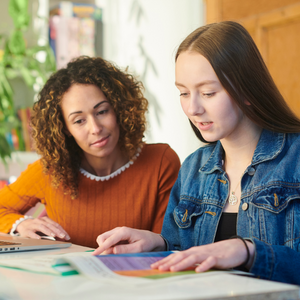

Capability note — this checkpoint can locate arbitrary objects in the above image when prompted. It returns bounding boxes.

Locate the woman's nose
[89,117,102,134]
[188,94,204,116]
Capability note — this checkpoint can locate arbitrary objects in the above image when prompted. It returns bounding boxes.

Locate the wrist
[245,240,255,270]
[10,215,33,236]
[230,235,255,270]
[153,234,167,251]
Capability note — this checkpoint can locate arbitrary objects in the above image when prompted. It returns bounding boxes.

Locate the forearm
[0,210,25,233]
[0,203,35,234]
[0,161,45,230]
[0,183,42,233]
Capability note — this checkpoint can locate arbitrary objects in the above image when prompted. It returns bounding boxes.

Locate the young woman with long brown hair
[93,21,300,284]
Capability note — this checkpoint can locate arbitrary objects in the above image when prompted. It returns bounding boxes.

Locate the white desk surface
[0,244,298,300]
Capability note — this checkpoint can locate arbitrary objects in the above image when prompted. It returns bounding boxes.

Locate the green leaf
[3,39,12,62]
[4,68,19,79]
[15,126,25,151]
[20,66,34,87]
[0,73,14,98]
[8,30,26,55]
[0,79,4,98]
[8,0,30,30]
[0,114,20,133]
[0,98,10,110]
[0,132,12,165]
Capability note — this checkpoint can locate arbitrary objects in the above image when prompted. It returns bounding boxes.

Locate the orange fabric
[0,144,180,248]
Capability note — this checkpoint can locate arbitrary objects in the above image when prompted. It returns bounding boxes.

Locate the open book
[0,251,249,286]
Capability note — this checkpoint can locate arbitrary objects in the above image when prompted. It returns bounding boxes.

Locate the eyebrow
[175,80,218,88]
[68,100,108,119]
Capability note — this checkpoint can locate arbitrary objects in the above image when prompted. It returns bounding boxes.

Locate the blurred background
[0,0,299,185]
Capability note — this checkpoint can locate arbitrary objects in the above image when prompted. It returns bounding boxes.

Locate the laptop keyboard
[0,240,21,246]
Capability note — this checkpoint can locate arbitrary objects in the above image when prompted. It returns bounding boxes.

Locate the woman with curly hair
[0,56,180,248]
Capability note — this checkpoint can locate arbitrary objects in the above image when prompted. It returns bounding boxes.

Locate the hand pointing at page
[93,227,166,255]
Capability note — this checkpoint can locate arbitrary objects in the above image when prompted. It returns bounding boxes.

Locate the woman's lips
[196,122,213,131]
[91,136,109,147]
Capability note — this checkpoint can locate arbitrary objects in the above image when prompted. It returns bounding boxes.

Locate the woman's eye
[179,92,189,97]
[74,119,84,124]
[97,110,108,115]
[203,92,215,98]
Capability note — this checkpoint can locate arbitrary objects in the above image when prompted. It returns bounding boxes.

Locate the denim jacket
[161,129,300,284]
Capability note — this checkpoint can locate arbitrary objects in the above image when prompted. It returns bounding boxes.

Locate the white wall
[0,152,40,181]
[97,0,204,162]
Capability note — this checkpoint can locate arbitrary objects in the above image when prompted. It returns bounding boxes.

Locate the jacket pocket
[173,200,203,229]
[252,186,300,213]
[251,186,300,246]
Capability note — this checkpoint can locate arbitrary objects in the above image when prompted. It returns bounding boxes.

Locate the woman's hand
[151,238,255,272]
[16,216,70,240]
[93,226,166,255]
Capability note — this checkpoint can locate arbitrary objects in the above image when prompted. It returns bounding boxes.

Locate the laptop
[0,233,72,253]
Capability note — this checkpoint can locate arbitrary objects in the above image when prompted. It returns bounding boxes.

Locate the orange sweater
[0,144,180,248]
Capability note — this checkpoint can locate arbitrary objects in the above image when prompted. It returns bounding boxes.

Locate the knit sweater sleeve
[150,145,181,233]
[0,160,47,233]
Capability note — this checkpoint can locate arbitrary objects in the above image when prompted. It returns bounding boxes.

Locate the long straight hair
[176,21,300,143]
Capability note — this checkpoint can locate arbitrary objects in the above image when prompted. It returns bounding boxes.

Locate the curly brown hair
[31,56,148,199]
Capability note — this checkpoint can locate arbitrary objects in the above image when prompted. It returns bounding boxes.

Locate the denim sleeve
[250,238,300,285]
[160,170,182,251]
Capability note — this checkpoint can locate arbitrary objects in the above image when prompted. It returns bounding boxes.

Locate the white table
[0,244,298,300]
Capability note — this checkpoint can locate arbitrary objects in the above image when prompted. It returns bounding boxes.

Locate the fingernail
[51,233,56,237]
[59,233,65,238]
[66,235,70,240]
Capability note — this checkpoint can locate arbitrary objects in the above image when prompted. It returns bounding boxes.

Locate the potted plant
[0,0,55,165]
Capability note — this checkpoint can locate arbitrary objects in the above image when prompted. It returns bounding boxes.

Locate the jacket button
[248,167,255,176]
[242,203,248,211]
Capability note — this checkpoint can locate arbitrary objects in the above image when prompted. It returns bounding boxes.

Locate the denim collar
[200,129,285,174]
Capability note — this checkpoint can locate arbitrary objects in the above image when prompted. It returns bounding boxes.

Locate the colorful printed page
[0,250,250,285]
[60,251,206,286]
[95,251,196,279]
